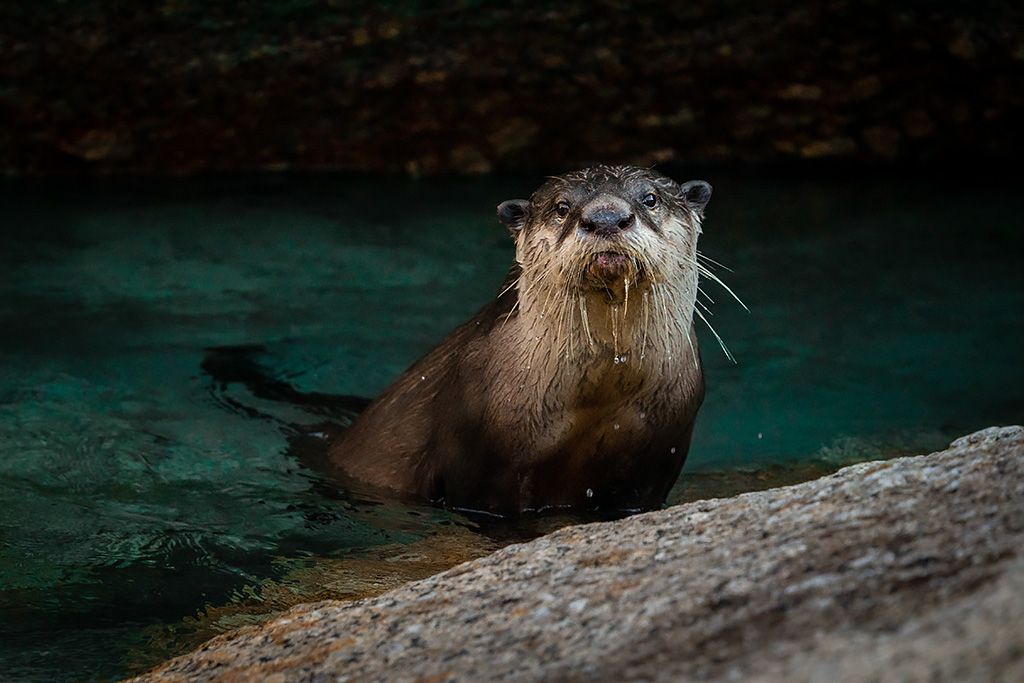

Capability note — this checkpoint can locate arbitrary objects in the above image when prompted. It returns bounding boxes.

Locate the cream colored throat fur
[496,214,702,416]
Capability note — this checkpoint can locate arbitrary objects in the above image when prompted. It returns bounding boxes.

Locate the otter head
[496,165,711,359]
[498,165,711,295]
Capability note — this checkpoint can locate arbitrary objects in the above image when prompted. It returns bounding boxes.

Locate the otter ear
[497,199,530,236]
[678,180,712,216]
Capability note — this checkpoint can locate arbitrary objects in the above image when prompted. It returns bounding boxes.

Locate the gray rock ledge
[133,426,1024,682]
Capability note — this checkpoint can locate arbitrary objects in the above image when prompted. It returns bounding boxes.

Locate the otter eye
[642,192,659,209]
[555,201,571,218]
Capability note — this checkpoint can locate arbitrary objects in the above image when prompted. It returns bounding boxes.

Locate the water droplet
[420,375,426,380]
[586,488,594,498]
[670,446,677,454]
[613,423,620,431]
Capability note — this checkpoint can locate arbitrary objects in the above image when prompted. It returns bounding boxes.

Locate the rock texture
[3,2,1023,175]
[133,426,1024,682]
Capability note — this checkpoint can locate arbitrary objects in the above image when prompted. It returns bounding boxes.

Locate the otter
[328,165,715,516]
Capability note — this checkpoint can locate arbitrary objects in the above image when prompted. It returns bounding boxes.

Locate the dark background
[2,0,1022,176]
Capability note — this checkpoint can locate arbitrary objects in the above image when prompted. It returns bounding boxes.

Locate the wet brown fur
[327,166,711,515]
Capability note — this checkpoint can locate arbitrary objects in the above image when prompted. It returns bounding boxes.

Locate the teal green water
[1,170,1022,681]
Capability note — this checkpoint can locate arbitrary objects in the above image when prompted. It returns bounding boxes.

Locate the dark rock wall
[2,0,1022,175]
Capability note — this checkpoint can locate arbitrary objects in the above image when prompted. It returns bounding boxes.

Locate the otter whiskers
[696,250,733,272]
[694,257,747,311]
[517,236,711,378]
[578,295,595,350]
[683,252,746,363]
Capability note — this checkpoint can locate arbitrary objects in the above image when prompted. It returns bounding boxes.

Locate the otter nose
[580,206,635,236]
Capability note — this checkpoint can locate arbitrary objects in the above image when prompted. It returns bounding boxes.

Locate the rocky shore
[132,425,1024,682]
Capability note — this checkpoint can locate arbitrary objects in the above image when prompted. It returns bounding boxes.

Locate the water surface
[1,169,1021,681]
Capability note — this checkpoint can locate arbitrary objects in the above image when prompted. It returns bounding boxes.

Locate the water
[1,169,1021,681]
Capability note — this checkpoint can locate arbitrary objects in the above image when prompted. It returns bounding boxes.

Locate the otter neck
[514,266,699,371]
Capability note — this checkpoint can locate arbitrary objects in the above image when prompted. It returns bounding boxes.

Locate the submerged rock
[132,426,1024,682]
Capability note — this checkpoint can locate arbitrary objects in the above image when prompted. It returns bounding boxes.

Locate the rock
[799,137,857,158]
[5,3,1023,174]
[58,129,134,162]
[904,109,937,139]
[848,76,882,101]
[448,145,492,175]
[131,426,1024,682]
[862,125,902,158]
[488,118,540,156]
[777,83,824,101]
[949,31,977,60]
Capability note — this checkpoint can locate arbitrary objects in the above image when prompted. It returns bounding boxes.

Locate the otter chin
[327,165,715,516]
[587,251,635,282]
